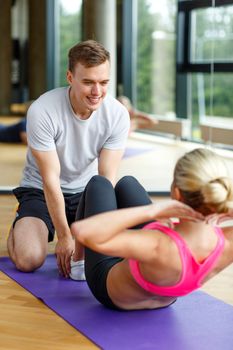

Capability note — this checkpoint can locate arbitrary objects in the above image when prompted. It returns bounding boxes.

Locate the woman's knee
[89,175,111,185]
[115,176,139,192]
[115,176,151,207]
[87,175,113,192]
[83,176,117,216]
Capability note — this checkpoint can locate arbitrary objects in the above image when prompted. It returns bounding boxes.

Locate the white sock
[69,258,86,281]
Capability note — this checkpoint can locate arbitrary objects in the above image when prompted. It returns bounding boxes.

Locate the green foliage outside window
[59,5,82,86]
[136,0,176,117]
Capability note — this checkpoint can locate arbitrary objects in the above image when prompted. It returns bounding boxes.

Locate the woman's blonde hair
[174,148,233,214]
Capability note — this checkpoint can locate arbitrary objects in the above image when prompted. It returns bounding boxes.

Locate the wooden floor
[0,196,98,349]
[1,133,233,349]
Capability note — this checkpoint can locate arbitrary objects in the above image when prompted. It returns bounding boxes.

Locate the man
[7,40,130,279]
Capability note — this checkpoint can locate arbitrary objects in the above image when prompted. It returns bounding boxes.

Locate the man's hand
[55,235,74,278]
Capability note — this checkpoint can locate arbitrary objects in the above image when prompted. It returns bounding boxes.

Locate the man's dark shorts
[13,187,82,242]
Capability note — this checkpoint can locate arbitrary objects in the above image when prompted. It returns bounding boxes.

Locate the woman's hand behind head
[151,200,204,223]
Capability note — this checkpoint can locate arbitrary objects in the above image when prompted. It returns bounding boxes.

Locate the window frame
[176,0,233,123]
[177,0,233,74]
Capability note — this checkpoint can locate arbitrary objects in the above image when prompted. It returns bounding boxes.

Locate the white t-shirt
[20,87,130,193]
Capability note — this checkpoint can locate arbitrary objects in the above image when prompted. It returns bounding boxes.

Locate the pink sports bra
[129,221,225,297]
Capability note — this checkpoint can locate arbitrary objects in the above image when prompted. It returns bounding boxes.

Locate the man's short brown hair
[68,40,110,72]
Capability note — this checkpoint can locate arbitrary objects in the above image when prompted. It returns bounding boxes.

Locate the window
[190,7,233,63]
[177,0,233,146]
[58,0,82,86]
[121,0,177,119]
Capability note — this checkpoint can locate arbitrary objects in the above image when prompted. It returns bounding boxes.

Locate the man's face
[67,61,110,116]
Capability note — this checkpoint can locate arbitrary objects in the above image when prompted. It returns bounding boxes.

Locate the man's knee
[14,250,46,272]
[8,226,47,272]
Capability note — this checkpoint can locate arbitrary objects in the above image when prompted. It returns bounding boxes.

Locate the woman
[71,148,233,310]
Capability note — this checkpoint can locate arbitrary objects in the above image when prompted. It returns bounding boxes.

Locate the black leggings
[75,175,152,309]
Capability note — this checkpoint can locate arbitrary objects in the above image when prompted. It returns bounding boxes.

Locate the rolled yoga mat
[1,255,233,350]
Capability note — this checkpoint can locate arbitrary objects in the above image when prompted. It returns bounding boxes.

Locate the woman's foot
[69,257,86,281]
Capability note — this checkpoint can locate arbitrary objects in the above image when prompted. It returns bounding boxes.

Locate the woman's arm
[71,200,203,261]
